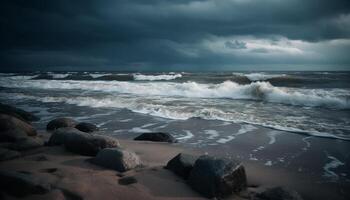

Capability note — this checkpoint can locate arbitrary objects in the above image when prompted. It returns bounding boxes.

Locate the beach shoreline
[0,127,349,200]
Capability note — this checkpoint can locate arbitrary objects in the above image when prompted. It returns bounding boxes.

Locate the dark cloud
[0,0,350,71]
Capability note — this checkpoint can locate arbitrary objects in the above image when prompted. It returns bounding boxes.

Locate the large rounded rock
[0,129,28,143]
[253,187,303,200]
[46,117,77,131]
[92,148,141,172]
[63,130,120,156]
[134,132,177,143]
[47,127,82,146]
[188,155,247,198]
[75,122,98,133]
[0,114,37,139]
[0,171,51,197]
[165,153,198,179]
[0,103,39,122]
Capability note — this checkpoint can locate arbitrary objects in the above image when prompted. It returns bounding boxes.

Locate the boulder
[165,153,198,179]
[8,137,44,151]
[0,148,20,161]
[253,187,303,200]
[0,129,28,143]
[46,117,77,131]
[92,148,141,172]
[188,155,247,198]
[75,122,98,133]
[0,114,37,138]
[0,103,39,122]
[64,131,120,156]
[0,171,51,197]
[47,127,82,146]
[134,132,177,143]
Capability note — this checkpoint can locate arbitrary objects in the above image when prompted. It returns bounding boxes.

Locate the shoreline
[0,103,349,200]
[0,130,348,200]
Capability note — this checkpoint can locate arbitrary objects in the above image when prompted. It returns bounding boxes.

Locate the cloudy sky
[1,0,350,71]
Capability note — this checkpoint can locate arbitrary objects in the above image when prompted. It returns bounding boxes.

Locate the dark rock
[0,129,28,143]
[0,148,20,161]
[0,170,51,197]
[0,103,40,122]
[134,132,177,143]
[253,187,303,200]
[75,122,98,133]
[8,137,44,151]
[48,127,82,146]
[165,153,198,179]
[118,176,138,185]
[188,155,247,198]
[64,131,120,156]
[92,148,141,172]
[46,117,77,131]
[0,114,37,138]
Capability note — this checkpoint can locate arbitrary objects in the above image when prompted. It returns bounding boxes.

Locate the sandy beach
[1,125,349,200]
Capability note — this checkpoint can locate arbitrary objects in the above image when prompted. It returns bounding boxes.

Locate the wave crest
[133,73,182,81]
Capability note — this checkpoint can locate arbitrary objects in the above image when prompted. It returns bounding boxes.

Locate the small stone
[134,132,177,143]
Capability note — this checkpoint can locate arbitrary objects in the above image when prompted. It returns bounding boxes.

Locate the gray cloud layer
[1,0,350,71]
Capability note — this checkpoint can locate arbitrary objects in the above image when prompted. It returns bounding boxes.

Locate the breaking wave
[1,78,349,109]
[233,72,286,81]
[133,73,182,81]
[2,92,349,140]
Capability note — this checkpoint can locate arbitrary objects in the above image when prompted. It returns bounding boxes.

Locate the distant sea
[1,71,349,141]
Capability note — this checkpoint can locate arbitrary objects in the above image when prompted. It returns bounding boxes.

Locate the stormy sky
[1,0,350,71]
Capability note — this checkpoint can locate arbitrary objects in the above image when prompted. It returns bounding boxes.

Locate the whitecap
[133,73,182,81]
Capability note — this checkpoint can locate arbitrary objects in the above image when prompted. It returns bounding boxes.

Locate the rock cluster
[166,153,247,198]
[0,104,42,161]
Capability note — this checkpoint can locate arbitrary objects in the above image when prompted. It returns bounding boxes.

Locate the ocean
[0,71,349,140]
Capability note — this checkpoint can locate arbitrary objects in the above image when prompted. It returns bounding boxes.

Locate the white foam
[133,73,182,81]
[265,160,273,166]
[177,130,194,140]
[141,123,157,128]
[217,136,235,144]
[1,78,348,109]
[302,136,312,151]
[89,73,112,78]
[118,118,133,122]
[267,131,280,145]
[204,130,219,139]
[323,152,345,181]
[236,124,257,136]
[48,73,69,79]
[3,92,349,141]
[233,72,286,81]
[129,127,151,133]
